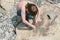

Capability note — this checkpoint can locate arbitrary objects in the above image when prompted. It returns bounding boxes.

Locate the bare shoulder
[17,1,27,9]
[36,7,41,16]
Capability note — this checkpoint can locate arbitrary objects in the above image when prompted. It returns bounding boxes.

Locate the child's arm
[21,3,36,29]
[33,7,41,25]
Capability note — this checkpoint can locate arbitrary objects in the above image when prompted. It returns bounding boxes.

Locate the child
[16,0,41,29]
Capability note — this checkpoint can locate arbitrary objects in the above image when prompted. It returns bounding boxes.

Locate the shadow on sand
[12,15,33,30]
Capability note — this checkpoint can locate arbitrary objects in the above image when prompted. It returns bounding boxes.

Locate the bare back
[16,1,27,10]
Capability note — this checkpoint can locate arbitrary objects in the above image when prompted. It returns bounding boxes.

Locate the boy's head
[27,3,38,16]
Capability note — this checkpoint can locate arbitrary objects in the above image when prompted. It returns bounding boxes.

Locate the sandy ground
[15,15,60,40]
[14,3,60,40]
[0,0,60,40]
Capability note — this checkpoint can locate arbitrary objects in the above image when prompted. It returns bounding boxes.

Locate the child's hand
[33,19,38,25]
[31,25,36,29]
